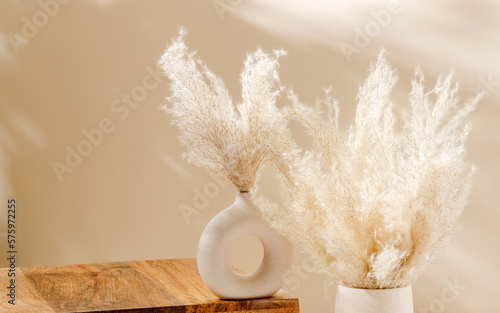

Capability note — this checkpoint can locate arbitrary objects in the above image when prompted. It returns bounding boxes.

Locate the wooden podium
[0,258,299,313]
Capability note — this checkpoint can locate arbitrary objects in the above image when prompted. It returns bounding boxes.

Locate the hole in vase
[228,234,264,275]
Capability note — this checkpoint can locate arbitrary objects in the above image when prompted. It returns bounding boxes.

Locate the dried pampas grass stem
[158,29,289,192]
[260,50,482,289]
[159,29,481,289]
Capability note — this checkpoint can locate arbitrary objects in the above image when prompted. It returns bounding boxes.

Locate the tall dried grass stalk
[159,31,480,289]
[260,50,482,288]
[158,29,288,192]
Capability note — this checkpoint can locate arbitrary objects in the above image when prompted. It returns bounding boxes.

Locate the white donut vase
[197,192,293,299]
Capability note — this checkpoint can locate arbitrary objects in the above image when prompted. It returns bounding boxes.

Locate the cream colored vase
[197,192,293,299]
[335,285,414,313]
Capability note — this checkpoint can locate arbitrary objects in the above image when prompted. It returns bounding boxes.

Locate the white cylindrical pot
[197,192,293,300]
[335,285,413,313]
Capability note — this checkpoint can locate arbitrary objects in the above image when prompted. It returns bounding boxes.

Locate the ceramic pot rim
[338,284,411,291]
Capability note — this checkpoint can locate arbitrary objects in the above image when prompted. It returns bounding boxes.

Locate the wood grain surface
[0,258,299,313]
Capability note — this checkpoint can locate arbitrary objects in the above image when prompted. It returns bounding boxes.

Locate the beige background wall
[0,0,499,312]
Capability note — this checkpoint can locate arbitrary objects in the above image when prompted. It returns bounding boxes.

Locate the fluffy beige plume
[158,29,289,192]
[159,30,480,289]
[261,50,482,289]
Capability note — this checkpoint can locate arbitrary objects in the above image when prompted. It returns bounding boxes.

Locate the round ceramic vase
[335,285,414,313]
[197,192,293,300]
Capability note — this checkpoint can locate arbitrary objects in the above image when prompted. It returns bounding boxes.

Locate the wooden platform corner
[0,258,299,313]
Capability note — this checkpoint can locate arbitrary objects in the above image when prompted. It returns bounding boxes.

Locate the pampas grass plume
[159,30,481,289]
